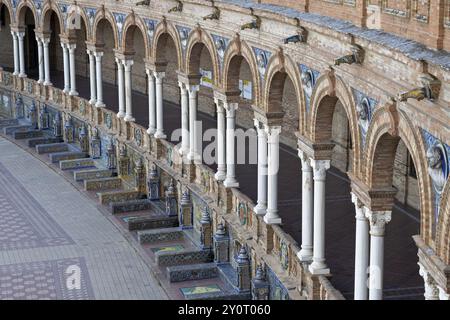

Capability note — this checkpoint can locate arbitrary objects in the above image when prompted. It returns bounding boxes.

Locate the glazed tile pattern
[0,162,74,251]
[0,257,94,300]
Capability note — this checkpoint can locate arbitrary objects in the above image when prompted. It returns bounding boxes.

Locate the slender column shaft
[214,99,226,181]
[254,119,267,215]
[366,210,391,300]
[11,32,19,76]
[147,70,156,134]
[36,37,44,83]
[263,125,281,224]
[41,38,51,85]
[154,72,166,139]
[309,159,331,275]
[223,103,239,188]
[178,82,189,153]
[61,44,70,92]
[123,60,134,122]
[17,32,26,77]
[87,50,97,105]
[68,44,77,95]
[352,193,369,300]
[94,52,104,108]
[187,85,199,161]
[297,150,313,262]
[115,58,125,117]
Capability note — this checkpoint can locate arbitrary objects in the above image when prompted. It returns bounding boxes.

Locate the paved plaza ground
[0,136,168,300]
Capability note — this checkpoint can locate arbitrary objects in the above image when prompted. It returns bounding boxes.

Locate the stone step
[49,151,87,163]
[84,177,122,191]
[36,142,68,154]
[217,263,239,291]
[109,199,153,214]
[166,263,218,283]
[0,119,19,127]
[13,130,43,140]
[98,190,141,205]
[185,290,251,301]
[3,125,31,135]
[137,227,183,244]
[28,137,62,148]
[156,248,213,267]
[128,215,178,232]
[60,158,95,170]
[74,169,112,182]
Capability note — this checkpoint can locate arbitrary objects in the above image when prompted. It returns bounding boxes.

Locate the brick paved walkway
[0,137,168,300]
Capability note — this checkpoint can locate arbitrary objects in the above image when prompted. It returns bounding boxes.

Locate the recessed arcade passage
[42,69,422,299]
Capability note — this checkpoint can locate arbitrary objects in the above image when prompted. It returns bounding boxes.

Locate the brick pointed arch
[185,27,220,87]
[364,109,433,243]
[16,1,38,28]
[222,37,261,106]
[92,9,119,49]
[309,72,361,174]
[436,181,450,264]
[151,20,183,71]
[264,52,305,133]
[40,2,64,33]
[121,13,150,58]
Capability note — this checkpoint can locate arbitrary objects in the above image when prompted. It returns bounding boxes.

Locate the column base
[308,261,330,275]
[223,178,239,188]
[297,248,313,262]
[264,213,281,225]
[178,146,189,156]
[44,81,52,86]
[89,99,97,105]
[124,115,135,122]
[187,152,202,162]
[37,79,44,84]
[147,127,156,135]
[154,131,167,139]
[116,111,125,118]
[13,72,19,76]
[254,204,267,216]
[214,171,226,181]
[95,101,105,108]
[63,88,70,94]
[19,73,27,78]
[69,91,78,96]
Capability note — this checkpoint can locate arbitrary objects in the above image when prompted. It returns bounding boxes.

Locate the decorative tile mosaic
[180,284,222,298]
[0,162,74,251]
[0,257,94,300]
[151,245,184,254]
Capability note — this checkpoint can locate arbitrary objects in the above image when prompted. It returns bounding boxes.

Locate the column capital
[187,84,200,95]
[224,102,238,115]
[147,68,155,77]
[178,81,187,91]
[154,71,166,81]
[67,43,77,51]
[264,125,281,140]
[253,118,266,133]
[364,209,391,236]
[351,192,366,221]
[418,262,440,300]
[298,149,311,171]
[93,51,104,58]
[310,159,330,181]
[16,31,25,39]
[122,59,134,69]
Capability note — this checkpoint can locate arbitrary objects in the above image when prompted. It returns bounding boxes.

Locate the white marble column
[297,150,313,262]
[365,210,391,300]
[36,36,44,83]
[68,44,77,95]
[352,193,369,300]
[264,125,281,224]
[187,85,200,162]
[223,102,239,188]
[154,72,166,139]
[418,262,439,300]
[87,50,97,105]
[178,82,189,154]
[61,43,70,92]
[41,37,51,86]
[254,119,267,216]
[123,59,134,122]
[115,58,125,117]
[94,51,104,108]
[17,31,26,77]
[11,32,19,76]
[147,70,156,134]
[214,98,226,181]
[309,159,331,275]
